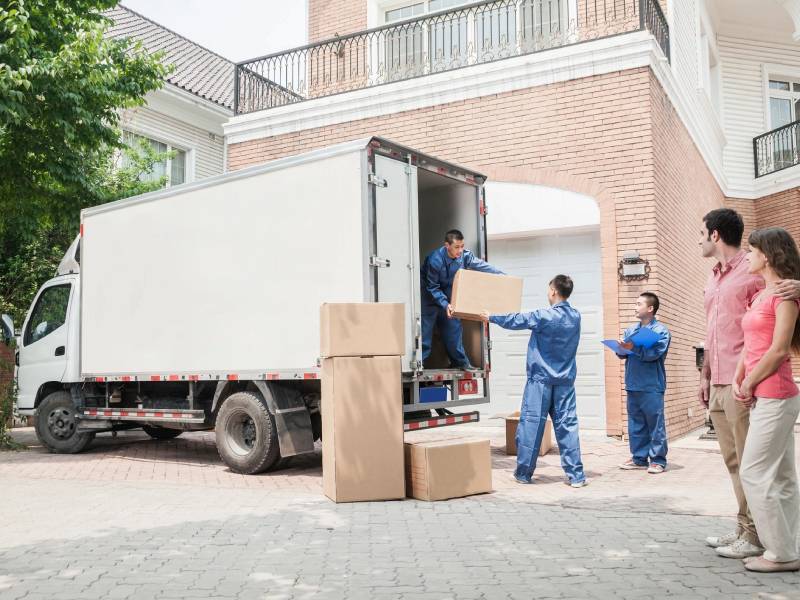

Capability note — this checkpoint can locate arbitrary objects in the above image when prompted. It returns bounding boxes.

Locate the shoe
[619,460,648,470]
[647,464,666,474]
[706,531,739,548]
[460,364,479,372]
[716,539,765,559]
[566,479,588,488]
[512,474,533,485]
[744,557,800,573]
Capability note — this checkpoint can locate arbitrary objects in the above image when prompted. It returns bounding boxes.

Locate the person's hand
[734,377,756,408]
[446,304,455,319]
[479,310,491,323]
[698,377,710,408]
[775,279,800,300]
[618,339,634,351]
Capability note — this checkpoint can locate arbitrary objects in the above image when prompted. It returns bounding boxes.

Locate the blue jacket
[421,247,502,309]
[620,319,671,393]
[490,302,581,384]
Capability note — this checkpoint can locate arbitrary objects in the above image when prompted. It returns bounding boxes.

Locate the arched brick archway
[481,165,623,437]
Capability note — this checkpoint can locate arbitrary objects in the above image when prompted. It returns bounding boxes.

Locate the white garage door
[487,230,606,429]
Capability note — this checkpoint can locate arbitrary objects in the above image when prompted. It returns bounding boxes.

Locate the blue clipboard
[628,327,660,349]
[602,340,632,355]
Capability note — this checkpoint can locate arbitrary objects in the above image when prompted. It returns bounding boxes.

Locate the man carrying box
[421,229,503,370]
[616,292,671,474]
[481,275,588,487]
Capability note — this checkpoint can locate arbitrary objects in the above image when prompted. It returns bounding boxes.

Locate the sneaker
[647,464,666,474]
[744,557,800,573]
[619,460,648,470]
[716,539,765,559]
[706,531,739,548]
[512,474,533,485]
[566,479,589,488]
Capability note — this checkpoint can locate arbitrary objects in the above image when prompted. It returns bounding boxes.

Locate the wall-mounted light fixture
[618,250,650,281]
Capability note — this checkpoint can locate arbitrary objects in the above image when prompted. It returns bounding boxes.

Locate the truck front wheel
[35,391,95,454]
[215,391,280,474]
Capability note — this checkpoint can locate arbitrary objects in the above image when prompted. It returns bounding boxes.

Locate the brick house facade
[225,0,800,439]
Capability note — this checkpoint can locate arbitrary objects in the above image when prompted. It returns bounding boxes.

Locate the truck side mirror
[1,314,14,346]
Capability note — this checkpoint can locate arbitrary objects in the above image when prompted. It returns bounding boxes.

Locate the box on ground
[505,411,554,457]
[450,270,523,321]
[320,303,405,358]
[404,438,492,501]
[322,356,405,502]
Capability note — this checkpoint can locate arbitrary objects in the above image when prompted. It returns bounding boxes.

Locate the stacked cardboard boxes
[404,438,492,501]
[320,303,406,503]
[505,411,554,456]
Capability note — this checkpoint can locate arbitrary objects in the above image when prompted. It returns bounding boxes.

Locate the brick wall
[308,0,368,43]
[228,67,726,438]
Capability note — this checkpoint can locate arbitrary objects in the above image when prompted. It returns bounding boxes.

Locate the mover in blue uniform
[421,229,502,370]
[617,292,671,474]
[481,275,588,487]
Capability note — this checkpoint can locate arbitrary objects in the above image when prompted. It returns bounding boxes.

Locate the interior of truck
[416,167,485,371]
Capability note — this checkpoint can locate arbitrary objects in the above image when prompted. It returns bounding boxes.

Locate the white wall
[718,36,800,193]
[120,103,226,182]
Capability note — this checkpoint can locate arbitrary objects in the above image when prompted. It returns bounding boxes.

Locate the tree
[0,0,169,323]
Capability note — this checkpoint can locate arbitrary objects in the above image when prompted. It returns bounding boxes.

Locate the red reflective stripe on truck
[80,224,84,237]
[121,376,131,382]
[168,375,180,381]
[95,377,106,383]
[188,375,199,381]
[266,373,279,380]
[227,374,238,381]
[303,373,317,380]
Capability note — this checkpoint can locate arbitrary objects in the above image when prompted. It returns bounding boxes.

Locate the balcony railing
[754,119,800,178]
[234,0,670,115]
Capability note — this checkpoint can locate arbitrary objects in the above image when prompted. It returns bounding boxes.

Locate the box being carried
[450,270,523,321]
[404,438,492,501]
[505,411,554,457]
[320,303,405,358]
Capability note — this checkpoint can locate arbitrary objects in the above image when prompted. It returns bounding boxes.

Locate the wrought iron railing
[754,119,800,178]
[234,0,670,115]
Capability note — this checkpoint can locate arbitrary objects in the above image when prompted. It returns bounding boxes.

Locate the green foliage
[0,0,169,324]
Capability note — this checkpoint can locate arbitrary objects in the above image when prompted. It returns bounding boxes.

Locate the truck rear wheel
[35,391,94,454]
[215,391,280,474]
[142,425,183,440]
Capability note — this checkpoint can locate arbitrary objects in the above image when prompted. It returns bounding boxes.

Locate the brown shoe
[744,557,800,572]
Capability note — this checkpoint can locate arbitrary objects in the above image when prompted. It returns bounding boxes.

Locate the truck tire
[142,425,183,440]
[215,391,280,474]
[35,391,95,454]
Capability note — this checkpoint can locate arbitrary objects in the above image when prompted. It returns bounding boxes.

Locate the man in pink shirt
[699,208,800,559]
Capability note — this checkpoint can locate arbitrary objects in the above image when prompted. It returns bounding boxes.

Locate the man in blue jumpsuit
[482,275,587,487]
[421,229,503,370]
[617,292,671,474]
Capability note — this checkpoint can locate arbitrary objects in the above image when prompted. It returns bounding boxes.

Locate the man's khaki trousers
[709,385,761,546]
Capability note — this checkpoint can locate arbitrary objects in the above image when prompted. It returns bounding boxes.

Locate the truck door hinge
[368,173,387,188]
[369,256,391,268]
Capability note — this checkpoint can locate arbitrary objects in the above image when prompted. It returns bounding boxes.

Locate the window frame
[120,129,193,188]
[23,283,72,347]
[761,64,800,131]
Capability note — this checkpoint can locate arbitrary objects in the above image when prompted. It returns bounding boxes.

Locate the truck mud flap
[253,381,315,457]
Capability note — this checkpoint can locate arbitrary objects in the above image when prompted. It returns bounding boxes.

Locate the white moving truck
[4,138,492,473]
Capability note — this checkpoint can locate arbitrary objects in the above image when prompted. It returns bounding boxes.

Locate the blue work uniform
[421,247,502,368]
[490,302,586,484]
[619,319,671,467]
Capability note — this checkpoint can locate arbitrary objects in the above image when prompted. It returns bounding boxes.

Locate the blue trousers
[515,379,586,484]
[626,391,668,467]
[421,304,469,367]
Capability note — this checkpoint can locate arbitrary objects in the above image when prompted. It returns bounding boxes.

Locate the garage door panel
[489,230,605,428]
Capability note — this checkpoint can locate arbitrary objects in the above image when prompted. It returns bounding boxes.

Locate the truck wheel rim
[226,411,257,456]
[47,408,76,440]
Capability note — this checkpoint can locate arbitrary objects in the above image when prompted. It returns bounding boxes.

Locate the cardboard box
[320,303,405,358]
[505,411,554,457]
[404,438,492,501]
[321,356,405,502]
[450,270,523,321]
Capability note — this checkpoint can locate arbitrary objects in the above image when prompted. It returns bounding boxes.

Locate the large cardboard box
[320,303,405,358]
[450,270,523,321]
[321,356,405,502]
[404,438,492,501]
[505,411,554,457]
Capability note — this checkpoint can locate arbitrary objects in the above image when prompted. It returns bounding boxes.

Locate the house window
[121,130,188,187]
[765,77,800,172]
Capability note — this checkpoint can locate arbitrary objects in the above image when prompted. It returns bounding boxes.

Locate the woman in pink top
[734,227,800,573]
